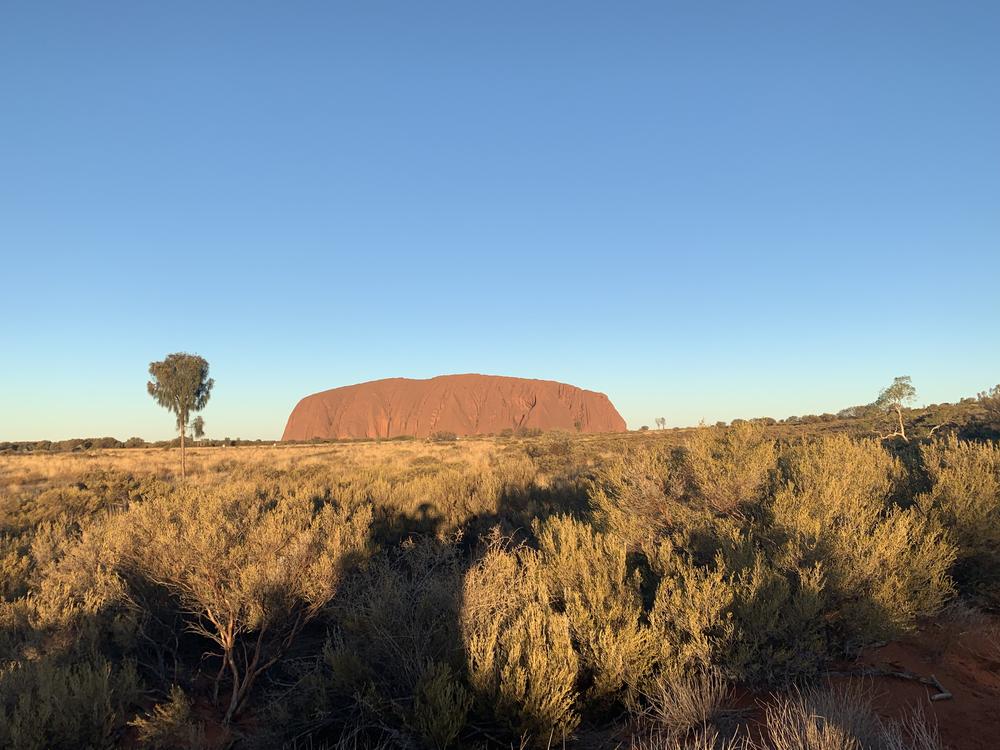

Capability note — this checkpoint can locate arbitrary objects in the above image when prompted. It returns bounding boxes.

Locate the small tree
[189,416,205,441]
[147,353,214,478]
[655,417,667,430]
[118,485,371,723]
[875,376,916,441]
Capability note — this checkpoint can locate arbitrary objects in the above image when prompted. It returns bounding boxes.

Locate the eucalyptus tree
[147,353,214,477]
[876,375,916,441]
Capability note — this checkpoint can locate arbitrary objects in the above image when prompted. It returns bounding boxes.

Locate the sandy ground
[855,611,1000,750]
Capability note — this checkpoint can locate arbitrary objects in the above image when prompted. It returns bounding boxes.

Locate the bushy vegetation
[0,425,994,748]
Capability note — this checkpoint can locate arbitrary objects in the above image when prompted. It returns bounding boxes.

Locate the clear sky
[2,2,998,441]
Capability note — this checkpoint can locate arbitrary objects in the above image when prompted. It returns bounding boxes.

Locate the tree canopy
[875,375,916,440]
[876,376,916,412]
[147,353,214,476]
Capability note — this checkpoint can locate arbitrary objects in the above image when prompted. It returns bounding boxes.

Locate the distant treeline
[0,427,555,453]
[683,394,997,440]
[0,437,274,453]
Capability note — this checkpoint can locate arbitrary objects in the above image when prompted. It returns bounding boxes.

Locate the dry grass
[750,683,943,750]
[0,440,501,491]
[0,430,659,499]
[641,670,730,738]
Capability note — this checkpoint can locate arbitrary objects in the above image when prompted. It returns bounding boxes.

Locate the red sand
[281,373,627,440]
[729,614,1000,750]
[851,614,1000,750]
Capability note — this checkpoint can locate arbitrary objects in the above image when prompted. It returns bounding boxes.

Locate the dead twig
[825,667,953,702]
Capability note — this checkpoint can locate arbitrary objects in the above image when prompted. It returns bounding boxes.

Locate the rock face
[281,374,627,440]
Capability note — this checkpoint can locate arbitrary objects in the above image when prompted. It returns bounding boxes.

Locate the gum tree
[147,353,214,477]
[876,375,916,441]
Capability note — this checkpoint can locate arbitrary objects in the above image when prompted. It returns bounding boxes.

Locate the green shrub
[534,514,652,706]
[409,661,471,749]
[461,540,579,744]
[646,545,735,678]
[29,520,136,654]
[129,685,207,749]
[589,446,687,552]
[113,482,371,723]
[918,437,1000,604]
[0,535,31,600]
[325,537,464,708]
[0,657,140,750]
[726,555,827,685]
[682,423,777,515]
[771,436,954,642]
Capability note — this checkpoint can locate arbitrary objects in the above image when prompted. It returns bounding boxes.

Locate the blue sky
[2,2,998,440]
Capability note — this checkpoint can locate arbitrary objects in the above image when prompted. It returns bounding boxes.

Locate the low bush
[461,539,580,744]
[918,437,1000,605]
[751,683,943,750]
[640,669,729,738]
[725,555,827,685]
[0,657,141,750]
[770,436,954,642]
[682,423,777,516]
[321,536,466,740]
[534,514,651,706]
[116,482,372,723]
[409,660,472,749]
[129,686,207,749]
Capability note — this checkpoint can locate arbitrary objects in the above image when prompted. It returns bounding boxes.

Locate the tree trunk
[896,405,907,441]
[223,647,241,724]
[180,423,186,478]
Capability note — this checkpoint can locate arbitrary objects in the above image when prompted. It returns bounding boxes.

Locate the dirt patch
[843,610,1000,750]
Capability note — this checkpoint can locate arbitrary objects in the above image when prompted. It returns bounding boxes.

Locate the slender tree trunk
[224,647,241,724]
[896,404,907,441]
[212,657,226,705]
[180,423,186,478]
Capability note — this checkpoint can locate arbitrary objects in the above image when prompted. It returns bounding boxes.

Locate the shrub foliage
[0,427,991,747]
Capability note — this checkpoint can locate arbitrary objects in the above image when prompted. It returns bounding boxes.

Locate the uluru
[281,374,627,440]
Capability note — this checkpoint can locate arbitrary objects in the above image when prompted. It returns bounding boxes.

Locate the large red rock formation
[281,374,627,440]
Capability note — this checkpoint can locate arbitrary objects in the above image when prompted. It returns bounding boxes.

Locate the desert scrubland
[1,426,998,749]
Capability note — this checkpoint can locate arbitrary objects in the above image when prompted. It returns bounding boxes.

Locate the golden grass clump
[752,683,943,750]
